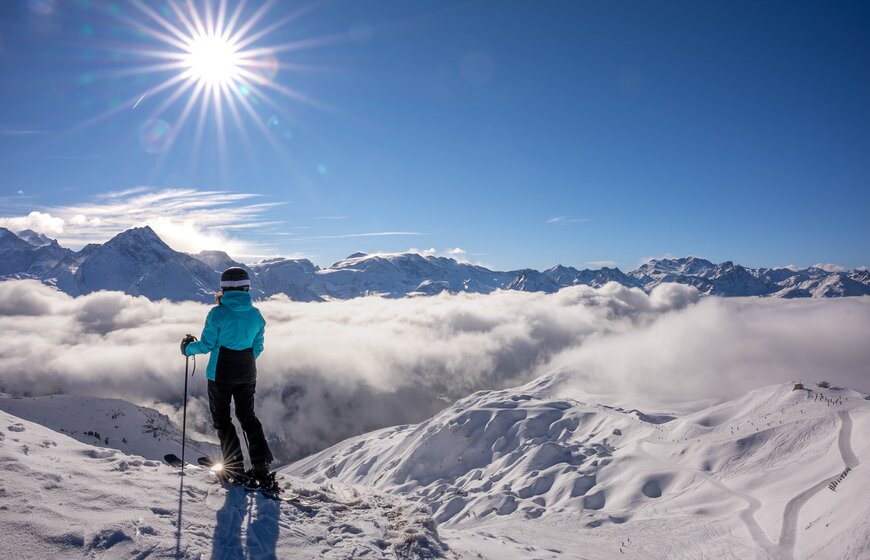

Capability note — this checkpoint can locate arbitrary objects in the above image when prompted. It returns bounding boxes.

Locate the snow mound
[289,375,870,559]
[288,373,680,527]
[0,408,452,559]
[0,393,218,462]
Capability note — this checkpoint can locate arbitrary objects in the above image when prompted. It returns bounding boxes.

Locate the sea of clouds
[1,279,868,461]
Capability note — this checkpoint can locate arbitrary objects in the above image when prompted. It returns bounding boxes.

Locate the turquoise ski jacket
[184,290,266,382]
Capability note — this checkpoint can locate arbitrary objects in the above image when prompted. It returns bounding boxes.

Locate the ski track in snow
[640,408,860,560]
[778,410,860,559]
[636,436,780,559]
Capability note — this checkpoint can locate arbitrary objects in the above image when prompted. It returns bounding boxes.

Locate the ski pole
[181,354,190,474]
[179,335,197,474]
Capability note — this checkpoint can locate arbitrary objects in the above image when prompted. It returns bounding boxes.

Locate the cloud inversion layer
[0,279,867,462]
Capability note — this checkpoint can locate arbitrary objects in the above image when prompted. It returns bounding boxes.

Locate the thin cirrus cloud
[587,260,618,267]
[0,279,867,463]
[0,126,45,136]
[292,232,422,241]
[0,187,284,257]
[546,216,590,224]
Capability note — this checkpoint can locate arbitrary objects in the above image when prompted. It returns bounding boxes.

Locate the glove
[180,334,197,356]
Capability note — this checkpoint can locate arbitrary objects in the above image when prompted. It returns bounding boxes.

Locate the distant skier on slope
[180,267,274,480]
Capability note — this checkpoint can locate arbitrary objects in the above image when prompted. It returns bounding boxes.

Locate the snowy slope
[314,252,512,299]
[250,258,324,302]
[288,374,870,559]
[0,394,219,462]
[0,406,451,559]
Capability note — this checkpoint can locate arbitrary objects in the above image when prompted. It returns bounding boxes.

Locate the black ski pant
[207,380,273,472]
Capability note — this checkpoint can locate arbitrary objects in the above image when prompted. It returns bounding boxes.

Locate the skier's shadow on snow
[211,486,279,560]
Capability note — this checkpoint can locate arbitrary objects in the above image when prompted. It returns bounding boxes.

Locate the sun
[184,34,241,86]
[88,0,336,165]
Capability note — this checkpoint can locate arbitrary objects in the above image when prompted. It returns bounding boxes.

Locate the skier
[180,267,273,481]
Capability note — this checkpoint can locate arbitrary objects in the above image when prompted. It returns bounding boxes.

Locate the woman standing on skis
[180,267,274,480]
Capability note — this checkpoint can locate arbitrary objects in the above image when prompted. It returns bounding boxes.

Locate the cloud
[0,211,65,234]
[549,296,870,403]
[406,247,468,261]
[294,232,421,241]
[546,216,589,224]
[0,280,697,461]
[2,279,867,466]
[70,214,102,227]
[43,155,106,160]
[0,187,283,258]
[95,187,150,199]
[0,127,44,136]
[408,247,437,257]
[587,260,618,268]
[812,263,847,273]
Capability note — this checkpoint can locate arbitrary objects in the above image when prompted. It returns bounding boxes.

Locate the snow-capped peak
[15,228,55,248]
[103,225,171,252]
[4,226,870,301]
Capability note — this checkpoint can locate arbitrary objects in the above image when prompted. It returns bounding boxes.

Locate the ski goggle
[220,279,251,289]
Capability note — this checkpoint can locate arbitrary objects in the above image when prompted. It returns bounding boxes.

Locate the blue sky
[0,0,868,271]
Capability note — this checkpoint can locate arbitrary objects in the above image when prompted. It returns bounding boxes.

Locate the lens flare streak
[91,0,337,164]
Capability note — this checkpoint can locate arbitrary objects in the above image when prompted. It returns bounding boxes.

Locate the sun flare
[184,35,241,86]
[95,0,333,164]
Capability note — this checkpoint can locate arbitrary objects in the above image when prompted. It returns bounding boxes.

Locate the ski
[163,453,201,470]
[195,456,303,503]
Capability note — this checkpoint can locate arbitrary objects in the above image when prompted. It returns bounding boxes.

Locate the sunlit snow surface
[289,374,870,559]
[1,378,868,558]
[0,397,447,559]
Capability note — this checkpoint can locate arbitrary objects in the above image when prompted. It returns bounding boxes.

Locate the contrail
[132,90,149,109]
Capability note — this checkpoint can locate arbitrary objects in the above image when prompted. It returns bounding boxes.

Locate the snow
[0,407,450,559]
[1,368,867,558]
[15,229,55,248]
[3,227,870,302]
[0,394,219,462]
[54,226,218,302]
[288,375,870,559]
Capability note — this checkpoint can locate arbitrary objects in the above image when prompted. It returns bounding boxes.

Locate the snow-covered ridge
[287,375,870,559]
[1,226,868,301]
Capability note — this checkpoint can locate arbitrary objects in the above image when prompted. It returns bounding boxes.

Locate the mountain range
[1,225,868,302]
